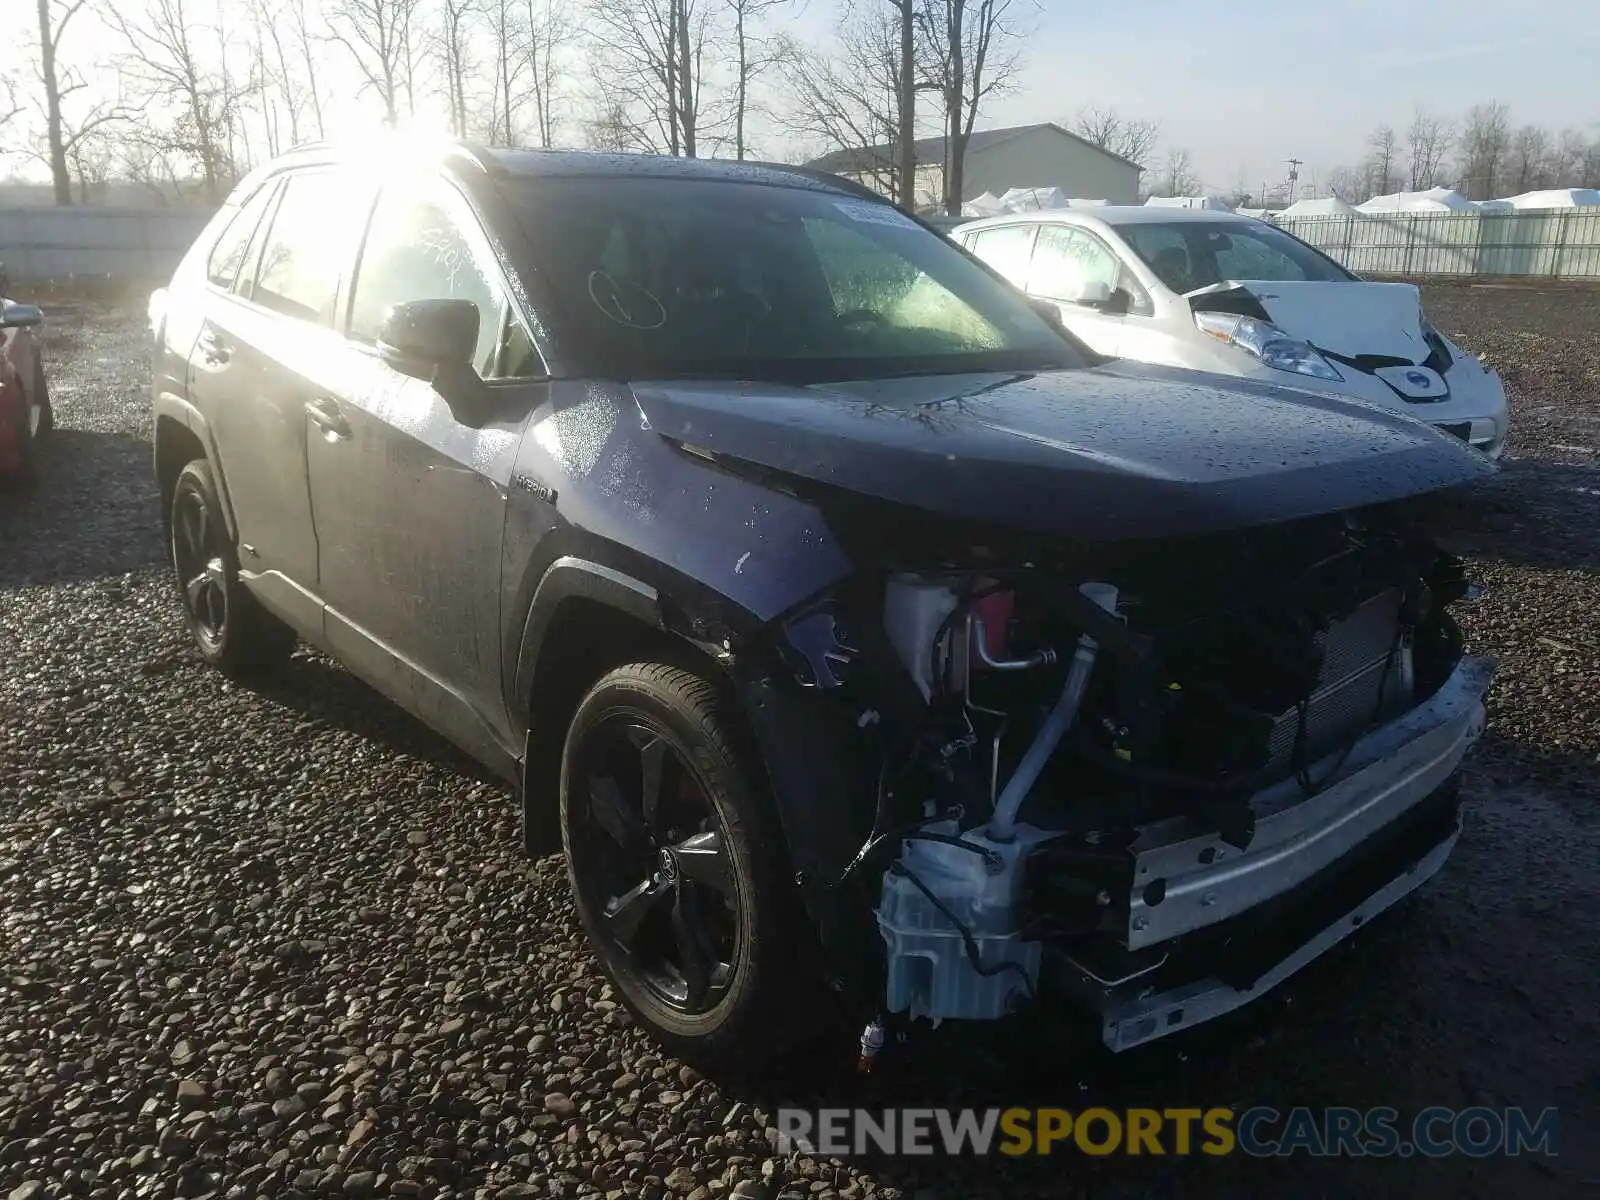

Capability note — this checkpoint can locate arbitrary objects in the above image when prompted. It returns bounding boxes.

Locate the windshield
[1119,221,1354,293]
[507,177,1082,381]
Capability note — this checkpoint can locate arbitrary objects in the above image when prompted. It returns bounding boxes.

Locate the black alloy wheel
[559,663,826,1069]
[172,474,229,650]
[569,712,740,1014]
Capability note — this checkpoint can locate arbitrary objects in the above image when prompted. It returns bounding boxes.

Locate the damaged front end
[738,494,1492,1053]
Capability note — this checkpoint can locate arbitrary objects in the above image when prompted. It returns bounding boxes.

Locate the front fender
[511,554,664,715]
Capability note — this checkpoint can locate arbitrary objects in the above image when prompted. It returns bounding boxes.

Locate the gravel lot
[2,284,1597,1200]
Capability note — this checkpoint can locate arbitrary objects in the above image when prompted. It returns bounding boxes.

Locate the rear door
[306,172,546,769]
[198,168,370,630]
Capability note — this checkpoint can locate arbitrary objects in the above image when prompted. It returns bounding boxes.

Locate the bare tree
[481,0,530,144]
[427,0,473,138]
[1549,128,1588,188]
[106,0,242,203]
[1405,106,1452,190]
[1456,101,1510,199]
[1363,123,1397,197]
[33,0,101,204]
[1326,164,1366,202]
[522,0,574,147]
[328,0,422,125]
[287,0,326,140]
[1158,147,1200,197]
[1508,124,1550,193]
[889,0,919,211]
[781,4,904,200]
[917,0,1028,214]
[588,0,719,157]
[724,0,791,159]
[1071,104,1158,169]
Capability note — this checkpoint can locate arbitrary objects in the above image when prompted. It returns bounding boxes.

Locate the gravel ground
[2,286,1597,1200]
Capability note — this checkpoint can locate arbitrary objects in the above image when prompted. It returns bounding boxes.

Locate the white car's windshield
[1120,221,1354,293]
[510,177,1083,382]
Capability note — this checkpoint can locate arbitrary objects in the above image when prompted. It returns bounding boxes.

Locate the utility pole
[1286,158,1303,204]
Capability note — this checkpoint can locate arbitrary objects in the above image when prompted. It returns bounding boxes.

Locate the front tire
[169,459,295,674]
[28,358,52,442]
[559,662,823,1072]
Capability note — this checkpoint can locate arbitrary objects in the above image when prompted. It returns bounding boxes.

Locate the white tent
[1144,195,1234,211]
[1280,196,1359,217]
[1357,187,1473,213]
[962,191,1008,217]
[1498,188,1600,210]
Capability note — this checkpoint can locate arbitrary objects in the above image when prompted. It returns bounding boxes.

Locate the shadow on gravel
[1470,729,1600,816]
[0,429,164,587]
[1451,458,1600,575]
[245,651,506,789]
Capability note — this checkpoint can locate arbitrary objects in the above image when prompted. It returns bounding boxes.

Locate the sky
[3,0,1598,195]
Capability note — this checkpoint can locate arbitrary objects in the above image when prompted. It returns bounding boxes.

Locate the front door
[1024,225,1131,358]
[306,173,546,770]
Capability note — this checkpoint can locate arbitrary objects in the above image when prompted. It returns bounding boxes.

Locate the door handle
[305,397,352,440]
[198,329,231,365]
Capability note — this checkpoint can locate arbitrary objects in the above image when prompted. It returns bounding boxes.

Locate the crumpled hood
[630,361,1493,541]
[1193,279,1431,362]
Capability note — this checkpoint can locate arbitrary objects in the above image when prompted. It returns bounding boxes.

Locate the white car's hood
[1189,279,1430,363]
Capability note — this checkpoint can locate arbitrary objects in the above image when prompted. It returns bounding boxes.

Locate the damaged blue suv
[150,139,1495,1071]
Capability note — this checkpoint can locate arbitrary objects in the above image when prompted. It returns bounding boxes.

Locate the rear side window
[249,172,350,325]
[965,224,1036,288]
[205,184,277,290]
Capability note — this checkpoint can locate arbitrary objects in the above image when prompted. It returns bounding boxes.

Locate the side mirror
[377,298,494,427]
[378,298,479,367]
[1,302,43,330]
[1068,279,1114,308]
[1103,287,1133,316]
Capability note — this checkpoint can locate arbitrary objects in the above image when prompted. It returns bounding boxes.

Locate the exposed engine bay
[765,492,1490,1052]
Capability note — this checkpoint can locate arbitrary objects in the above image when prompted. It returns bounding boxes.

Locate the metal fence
[1275,209,1600,279]
[0,205,215,286]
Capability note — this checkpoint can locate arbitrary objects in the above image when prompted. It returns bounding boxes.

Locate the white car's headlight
[1193,311,1342,382]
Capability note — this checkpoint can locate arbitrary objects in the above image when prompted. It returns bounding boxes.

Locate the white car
[954,207,1509,457]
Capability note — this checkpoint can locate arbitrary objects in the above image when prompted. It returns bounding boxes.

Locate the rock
[666,1167,700,1194]
[272,1096,308,1121]
[175,1079,207,1107]
[343,1171,379,1194]
[9,1184,46,1200]
[544,1093,577,1118]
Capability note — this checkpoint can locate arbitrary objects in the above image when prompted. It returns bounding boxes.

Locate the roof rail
[752,161,888,202]
[445,141,507,176]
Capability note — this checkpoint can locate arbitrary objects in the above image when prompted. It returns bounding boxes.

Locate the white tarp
[1498,188,1600,210]
[1357,187,1473,213]
[962,191,1008,217]
[1144,195,1235,210]
[1474,199,1516,213]
[1281,196,1359,217]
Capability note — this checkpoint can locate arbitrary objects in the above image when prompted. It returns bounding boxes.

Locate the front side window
[206,183,277,291]
[1028,226,1121,301]
[250,172,351,324]
[349,186,527,378]
[506,178,1076,381]
[965,224,1036,288]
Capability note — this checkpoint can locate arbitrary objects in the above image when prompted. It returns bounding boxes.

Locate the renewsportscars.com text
[775,1106,1560,1158]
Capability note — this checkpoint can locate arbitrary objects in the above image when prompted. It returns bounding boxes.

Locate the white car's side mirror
[1069,279,1114,307]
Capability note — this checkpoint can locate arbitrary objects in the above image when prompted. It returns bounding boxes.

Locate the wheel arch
[515,556,733,855]
[152,398,236,540]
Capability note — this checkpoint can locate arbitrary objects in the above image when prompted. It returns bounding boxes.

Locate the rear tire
[29,358,52,441]
[170,459,296,674]
[559,662,825,1073]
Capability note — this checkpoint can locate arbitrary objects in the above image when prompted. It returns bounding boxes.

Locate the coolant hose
[986,583,1118,842]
